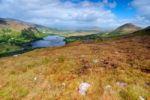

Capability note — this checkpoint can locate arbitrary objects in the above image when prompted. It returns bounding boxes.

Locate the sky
[0,0,150,30]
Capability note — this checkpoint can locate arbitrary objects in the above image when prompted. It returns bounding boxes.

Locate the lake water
[31,36,65,48]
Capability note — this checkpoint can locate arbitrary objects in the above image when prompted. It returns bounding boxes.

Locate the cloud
[130,0,150,27]
[0,0,149,29]
[102,0,117,8]
[132,0,150,19]
[0,0,119,29]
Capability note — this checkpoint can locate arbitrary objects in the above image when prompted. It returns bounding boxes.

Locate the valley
[0,0,150,99]
[0,18,150,100]
[0,18,103,57]
[0,29,149,99]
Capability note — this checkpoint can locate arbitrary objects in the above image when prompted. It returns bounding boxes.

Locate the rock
[116,81,127,88]
[114,51,119,54]
[13,55,18,57]
[81,55,85,58]
[93,59,99,64]
[34,77,37,81]
[139,96,145,100]
[55,58,58,61]
[103,85,115,94]
[79,82,91,95]
[104,85,112,91]
[62,83,66,86]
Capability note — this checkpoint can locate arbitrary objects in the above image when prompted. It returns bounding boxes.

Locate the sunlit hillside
[0,0,150,100]
[0,29,149,100]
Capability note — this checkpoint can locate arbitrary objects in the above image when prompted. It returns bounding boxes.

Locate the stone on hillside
[104,85,112,91]
[34,77,37,81]
[13,55,18,57]
[103,85,115,94]
[93,59,99,64]
[62,83,66,86]
[80,55,85,58]
[139,96,145,100]
[114,51,119,54]
[79,82,91,95]
[116,81,127,88]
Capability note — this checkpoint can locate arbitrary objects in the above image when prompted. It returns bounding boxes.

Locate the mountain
[0,18,35,31]
[144,26,150,30]
[0,18,49,54]
[113,23,141,34]
[64,26,102,32]
[131,26,150,36]
[99,23,142,37]
[0,18,53,32]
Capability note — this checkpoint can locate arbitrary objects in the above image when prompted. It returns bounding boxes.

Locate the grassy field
[0,34,149,100]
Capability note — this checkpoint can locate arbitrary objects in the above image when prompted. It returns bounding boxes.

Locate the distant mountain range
[0,18,102,32]
[0,18,149,36]
[0,18,34,31]
[0,18,53,32]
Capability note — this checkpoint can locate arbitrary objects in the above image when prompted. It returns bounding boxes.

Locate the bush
[20,28,37,40]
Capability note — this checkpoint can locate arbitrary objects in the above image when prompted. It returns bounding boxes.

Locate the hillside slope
[0,18,49,55]
[114,23,141,34]
[132,26,150,36]
[0,29,149,99]
[0,18,35,31]
[100,23,142,37]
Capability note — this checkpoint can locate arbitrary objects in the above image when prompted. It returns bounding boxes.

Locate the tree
[20,27,36,40]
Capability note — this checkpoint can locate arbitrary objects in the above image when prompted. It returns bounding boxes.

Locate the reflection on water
[31,36,65,48]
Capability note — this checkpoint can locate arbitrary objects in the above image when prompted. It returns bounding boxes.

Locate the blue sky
[0,0,150,29]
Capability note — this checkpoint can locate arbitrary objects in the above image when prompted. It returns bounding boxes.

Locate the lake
[31,36,66,48]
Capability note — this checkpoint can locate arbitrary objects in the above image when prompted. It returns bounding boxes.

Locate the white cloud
[132,0,150,19]
[0,0,120,29]
[130,0,150,27]
[0,0,149,29]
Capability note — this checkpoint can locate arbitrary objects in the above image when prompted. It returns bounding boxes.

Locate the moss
[0,86,29,99]
[42,57,50,64]
[57,56,65,63]
[16,87,29,98]
[120,85,150,100]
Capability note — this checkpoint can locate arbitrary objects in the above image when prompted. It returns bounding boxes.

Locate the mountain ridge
[99,23,142,37]
[0,18,52,31]
[114,23,142,34]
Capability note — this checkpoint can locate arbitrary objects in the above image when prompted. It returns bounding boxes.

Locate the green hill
[0,18,49,55]
[99,23,142,37]
[132,26,150,36]
[0,25,149,99]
